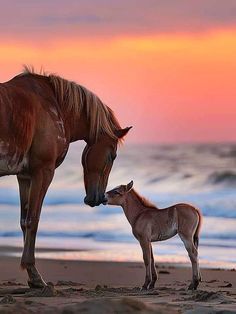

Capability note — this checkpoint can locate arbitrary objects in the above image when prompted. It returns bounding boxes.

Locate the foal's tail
[193,209,202,250]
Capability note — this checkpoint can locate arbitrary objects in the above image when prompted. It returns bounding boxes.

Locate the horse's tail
[193,208,202,250]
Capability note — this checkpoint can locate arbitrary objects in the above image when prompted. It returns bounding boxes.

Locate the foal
[105,181,202,290]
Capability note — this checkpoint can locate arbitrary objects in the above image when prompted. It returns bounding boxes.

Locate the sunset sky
[0,0,236,143]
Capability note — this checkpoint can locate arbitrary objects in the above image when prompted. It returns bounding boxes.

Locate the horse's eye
[109,153,117,162]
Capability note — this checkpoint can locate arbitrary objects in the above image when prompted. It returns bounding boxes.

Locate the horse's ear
[115,126,132,138]
[126,180,133,192]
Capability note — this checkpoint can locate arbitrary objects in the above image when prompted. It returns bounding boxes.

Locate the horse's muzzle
[84,194,107,207]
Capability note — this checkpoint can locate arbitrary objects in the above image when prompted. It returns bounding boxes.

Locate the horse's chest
[0,141,28,176]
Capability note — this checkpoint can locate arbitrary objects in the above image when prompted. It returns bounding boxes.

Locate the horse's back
[0,78,40,175]
[0,81,37,153]
[0,75,68,175]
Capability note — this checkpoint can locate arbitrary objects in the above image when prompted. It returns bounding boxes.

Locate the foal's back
[133,203,200,242]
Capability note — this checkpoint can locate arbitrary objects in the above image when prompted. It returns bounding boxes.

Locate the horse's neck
[122,190,146,226]
[65,110,89,143]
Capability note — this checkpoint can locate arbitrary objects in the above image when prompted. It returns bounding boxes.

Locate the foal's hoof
[28,279,47,289]
[148,284,155,290]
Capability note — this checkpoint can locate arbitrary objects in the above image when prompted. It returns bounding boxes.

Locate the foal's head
[105,181,134,206]
[82,128,132,207]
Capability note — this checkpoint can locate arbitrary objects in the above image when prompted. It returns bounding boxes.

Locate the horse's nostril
[84,196,92,206]
[84,196,97,207]
[84,193,107,207]
[84,196,89,205]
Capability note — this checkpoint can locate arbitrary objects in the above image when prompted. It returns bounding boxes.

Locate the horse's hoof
[140,286,147,292]
[188,282,198,291]
[28,279,47,289]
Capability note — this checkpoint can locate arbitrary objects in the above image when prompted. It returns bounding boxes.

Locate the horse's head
[82,127,132,207]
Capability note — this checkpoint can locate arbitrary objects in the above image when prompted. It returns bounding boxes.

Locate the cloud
[1,0,236,39]
[39,15,104,28]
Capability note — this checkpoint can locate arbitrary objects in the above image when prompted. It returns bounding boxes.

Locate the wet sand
[0,247,235,313]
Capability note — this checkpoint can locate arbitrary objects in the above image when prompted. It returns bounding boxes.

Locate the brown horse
[106,181,202,290]
[0,66,131,288]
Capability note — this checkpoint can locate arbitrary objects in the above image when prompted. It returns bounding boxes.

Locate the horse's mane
[132,189,157,209]
[22,65,122,143]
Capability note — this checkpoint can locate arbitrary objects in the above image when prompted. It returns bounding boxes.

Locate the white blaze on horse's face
[0,141,28,176]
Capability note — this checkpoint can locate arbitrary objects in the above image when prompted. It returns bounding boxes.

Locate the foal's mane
[132,189,157,209]
[22,66,122,143]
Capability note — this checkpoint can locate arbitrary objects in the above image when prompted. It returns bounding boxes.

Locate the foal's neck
[122,189,147,226]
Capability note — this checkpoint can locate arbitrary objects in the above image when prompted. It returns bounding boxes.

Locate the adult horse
[0,66,131,288]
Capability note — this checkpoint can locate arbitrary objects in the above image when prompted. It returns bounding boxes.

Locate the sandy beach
[0,246,235,313]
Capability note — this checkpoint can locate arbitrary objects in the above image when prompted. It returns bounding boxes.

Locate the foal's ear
[126,180,133,192]
[115,126,132,138]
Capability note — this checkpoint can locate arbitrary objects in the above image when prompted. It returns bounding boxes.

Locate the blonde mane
[23,65,122,143]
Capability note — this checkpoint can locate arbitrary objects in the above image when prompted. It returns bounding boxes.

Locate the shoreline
[0,244,235,271]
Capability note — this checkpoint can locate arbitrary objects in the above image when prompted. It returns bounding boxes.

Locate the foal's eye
[113,191,121,195]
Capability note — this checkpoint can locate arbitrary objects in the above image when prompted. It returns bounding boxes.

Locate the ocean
[0,142,235,269]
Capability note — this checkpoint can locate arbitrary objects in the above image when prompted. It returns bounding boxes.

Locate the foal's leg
[20,167,54,288]
[149,245,157,289]
[139,239,152,290]
[179,234,200,290]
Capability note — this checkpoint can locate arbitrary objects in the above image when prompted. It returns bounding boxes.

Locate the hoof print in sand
[26,283,57,297]
[0,295,16,304]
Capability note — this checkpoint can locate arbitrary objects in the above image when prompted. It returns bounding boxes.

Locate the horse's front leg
[20,167,54,288]
[18,175,44,288]
[17,175,30,241]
